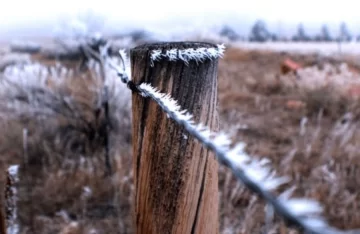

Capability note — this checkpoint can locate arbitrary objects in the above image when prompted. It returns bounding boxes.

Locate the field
[233,42,360,56]
[1,40,360,233]
[218,47,360,233]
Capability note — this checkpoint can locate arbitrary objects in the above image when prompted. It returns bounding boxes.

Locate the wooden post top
[131,41,218,51]
[131,41,224,68]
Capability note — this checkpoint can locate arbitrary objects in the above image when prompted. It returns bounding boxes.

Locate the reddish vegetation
[281,58,302,74]
[1,45,360,233]
[285,100,306,110]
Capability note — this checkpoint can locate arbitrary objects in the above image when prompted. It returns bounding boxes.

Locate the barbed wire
[102,43,359,234]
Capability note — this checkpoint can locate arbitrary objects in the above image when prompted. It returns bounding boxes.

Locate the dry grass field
[218,47,360,233]
[1,42,360,233]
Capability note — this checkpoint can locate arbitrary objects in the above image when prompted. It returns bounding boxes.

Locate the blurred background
[1,0,360,43]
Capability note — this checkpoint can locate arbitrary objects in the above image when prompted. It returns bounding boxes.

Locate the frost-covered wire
[107,46,352,234]
[150,44,225,66]
[103,49,138,94]
[137,83,343,234]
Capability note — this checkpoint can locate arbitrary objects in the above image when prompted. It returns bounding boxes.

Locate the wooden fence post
[130,42,220,234]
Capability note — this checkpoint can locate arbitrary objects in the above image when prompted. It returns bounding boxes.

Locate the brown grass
[218,48,360,233]
[1,46,360,233]
[0,59,133,233]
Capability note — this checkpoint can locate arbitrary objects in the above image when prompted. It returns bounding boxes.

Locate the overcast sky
[0,0,359,39]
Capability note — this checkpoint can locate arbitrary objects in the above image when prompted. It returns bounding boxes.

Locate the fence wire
[103,44,359,234]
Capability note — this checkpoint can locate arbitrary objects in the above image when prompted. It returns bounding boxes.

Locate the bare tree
[314,24,333,42]
[338,22,352,42]
[219,25,240,41]
[321,24,332,41]
[249,20,271,42]
[292,23,311,41]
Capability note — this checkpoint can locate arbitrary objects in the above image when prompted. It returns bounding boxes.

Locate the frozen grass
[0,59,133,233]
[1,46,360,233]
[217,48,360,233]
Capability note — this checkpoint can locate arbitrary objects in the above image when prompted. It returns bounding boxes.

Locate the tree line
[220,20,358,42]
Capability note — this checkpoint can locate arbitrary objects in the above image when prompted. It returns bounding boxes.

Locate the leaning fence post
[130,42,220,234]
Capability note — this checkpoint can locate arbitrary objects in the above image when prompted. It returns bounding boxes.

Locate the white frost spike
[242,164,278,188]
[150,50,162,65]
[282,199,323,216]
[150,44,226,66]
[279,186,297,200]
[213,132,232,149]
[82,186,92,198]
[199,128,212,139]
[178,112,193,122]
[119,49,128,64]
[216,44,226,57]
[262,176,290,191]
[227,143,250,167]
[166,49,178,61]
[195,123,207,132]
[259,158,271,166]
[8,165,19,178]
[302,218,328,229]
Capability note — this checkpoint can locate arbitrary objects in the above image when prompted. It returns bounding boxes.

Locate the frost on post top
[132,42,225,67]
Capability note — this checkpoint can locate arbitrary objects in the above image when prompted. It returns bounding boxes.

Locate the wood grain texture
[130,42,220,234]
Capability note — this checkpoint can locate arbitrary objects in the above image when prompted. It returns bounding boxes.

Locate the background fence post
[0,164,6,234]
[130,42,220,234]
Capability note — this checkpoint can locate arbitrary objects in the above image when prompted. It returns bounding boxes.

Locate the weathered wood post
[130,42,220,234]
